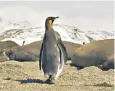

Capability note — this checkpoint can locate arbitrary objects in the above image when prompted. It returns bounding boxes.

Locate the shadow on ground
[16,78,44,84]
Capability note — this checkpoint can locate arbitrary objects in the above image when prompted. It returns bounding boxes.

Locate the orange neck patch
[49,20,52,28]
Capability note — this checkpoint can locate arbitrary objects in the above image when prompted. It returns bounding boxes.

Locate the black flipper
[57,39,68,63]
[57,42,65,69]
[39,42,43,70]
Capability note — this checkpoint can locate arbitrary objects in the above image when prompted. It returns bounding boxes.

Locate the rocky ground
[0,61,114,91]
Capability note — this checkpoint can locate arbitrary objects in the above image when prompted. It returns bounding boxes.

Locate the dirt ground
[0,61,114,91]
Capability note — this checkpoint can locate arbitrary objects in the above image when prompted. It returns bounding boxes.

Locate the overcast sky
[0,1,114,31]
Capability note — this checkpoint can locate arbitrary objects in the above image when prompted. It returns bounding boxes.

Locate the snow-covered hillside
[0,22,114,45]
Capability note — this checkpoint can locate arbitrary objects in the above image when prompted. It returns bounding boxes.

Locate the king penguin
[39,17,67,84]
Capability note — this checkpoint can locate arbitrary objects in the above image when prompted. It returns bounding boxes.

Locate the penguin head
[45,16,59,29]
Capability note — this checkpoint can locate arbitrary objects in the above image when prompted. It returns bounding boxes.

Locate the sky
[0,1,114,31]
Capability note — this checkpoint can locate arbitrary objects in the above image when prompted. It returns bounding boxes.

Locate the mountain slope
[0,23,114,45]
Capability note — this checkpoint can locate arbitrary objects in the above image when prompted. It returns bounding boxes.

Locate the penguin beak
[55,17,59,19]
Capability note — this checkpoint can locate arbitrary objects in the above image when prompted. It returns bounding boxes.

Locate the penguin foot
[45,78,55,84]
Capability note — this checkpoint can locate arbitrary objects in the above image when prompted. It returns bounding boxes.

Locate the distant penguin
[39,17,67,84]
[22,41,25,46]
[83,42,85,45]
